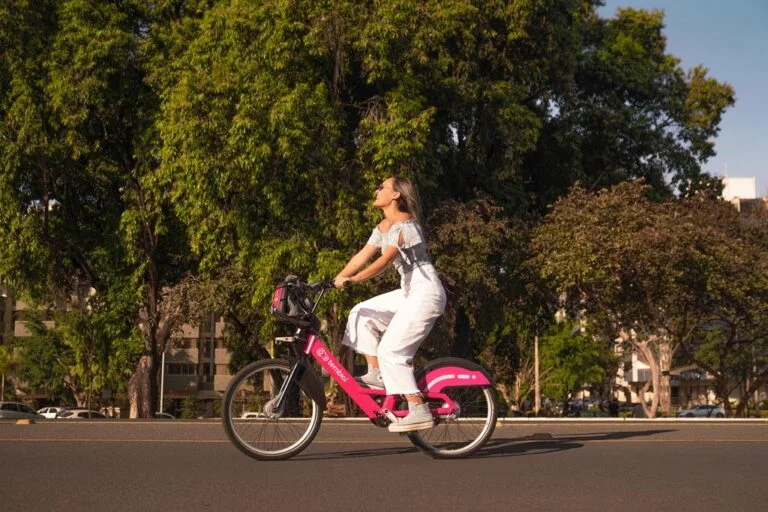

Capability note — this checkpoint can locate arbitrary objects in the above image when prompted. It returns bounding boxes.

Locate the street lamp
[158,344,168,416]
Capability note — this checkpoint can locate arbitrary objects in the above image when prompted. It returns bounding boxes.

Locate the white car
[676,404,726,418]
[37,406,68,419]
[57,409,107,419]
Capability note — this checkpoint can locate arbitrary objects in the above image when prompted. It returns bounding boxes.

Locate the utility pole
[534,333,540,416]
[209,312,215,381]
[158,347,166,414]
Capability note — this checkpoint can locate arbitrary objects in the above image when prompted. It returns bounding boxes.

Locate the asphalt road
[2,419,767,512]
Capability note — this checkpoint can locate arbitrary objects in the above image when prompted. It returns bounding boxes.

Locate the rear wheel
[222,359,322,461]
[408,365,497,459]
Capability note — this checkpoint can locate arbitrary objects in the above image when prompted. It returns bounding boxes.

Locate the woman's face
[373,177,399,209]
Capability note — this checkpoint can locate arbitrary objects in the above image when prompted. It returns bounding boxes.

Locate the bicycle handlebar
[307,280,336,292]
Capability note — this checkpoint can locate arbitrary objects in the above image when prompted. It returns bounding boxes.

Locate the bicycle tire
[407,359,497,459]
[222,359,323,461]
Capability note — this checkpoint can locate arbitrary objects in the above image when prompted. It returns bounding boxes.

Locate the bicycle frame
[299,332,493,422]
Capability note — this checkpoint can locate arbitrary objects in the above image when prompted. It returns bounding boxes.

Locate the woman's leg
[341,290,404,385]
[341,289,404,356]
[376,291,445,396]
[363,354,379,369]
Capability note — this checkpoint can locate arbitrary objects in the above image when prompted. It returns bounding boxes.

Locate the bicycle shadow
[296,445,419,461]
[474,428,677,458]
[293,429,677,461]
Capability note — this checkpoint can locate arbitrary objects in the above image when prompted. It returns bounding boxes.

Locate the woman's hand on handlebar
[333,276,354,289]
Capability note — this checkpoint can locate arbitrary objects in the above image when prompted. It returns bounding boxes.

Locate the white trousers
[342,284,446,395]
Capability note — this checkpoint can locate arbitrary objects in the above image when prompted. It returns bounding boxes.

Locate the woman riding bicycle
[333,176,446,433]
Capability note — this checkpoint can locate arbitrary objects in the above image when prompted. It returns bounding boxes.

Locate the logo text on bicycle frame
[316,346,348,383]
[316,347,330,362]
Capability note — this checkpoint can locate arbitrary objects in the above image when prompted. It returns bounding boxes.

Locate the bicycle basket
[271,277,313,327]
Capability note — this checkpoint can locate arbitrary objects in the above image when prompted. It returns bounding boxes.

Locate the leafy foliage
[1,1,742,415]
[531,181,768,415]
[539,322,613,401]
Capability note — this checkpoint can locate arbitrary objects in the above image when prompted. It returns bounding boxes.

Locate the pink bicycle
[222,277,497,460]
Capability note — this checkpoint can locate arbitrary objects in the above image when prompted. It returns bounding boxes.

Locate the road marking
[0,438,411,444]
[519,438,768,443]
[2,437,768,444]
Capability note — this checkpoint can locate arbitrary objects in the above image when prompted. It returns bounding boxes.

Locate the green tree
[531,182,768,417]
[539,322,612,403]
[672,200,768,416]
[15,310,100,407]
[154,1,598,385]
[0,1,196,417]
[523,7,735,211]
[1,1,739,418]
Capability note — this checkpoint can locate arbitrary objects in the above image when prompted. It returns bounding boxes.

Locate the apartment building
[161,317,232,412]
[722,175,768,213]
[614,349,715,407]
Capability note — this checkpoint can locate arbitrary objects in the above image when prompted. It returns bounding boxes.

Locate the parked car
[0,401,46,420]
[37,406,68,419]
[57,409,107,419]
[676,404,725,418]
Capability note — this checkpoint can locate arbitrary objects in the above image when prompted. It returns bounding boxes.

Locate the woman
[334,176,446,432]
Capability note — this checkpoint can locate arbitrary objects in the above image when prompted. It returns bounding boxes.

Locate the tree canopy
[0,1,742,416]
[531,181,768,416]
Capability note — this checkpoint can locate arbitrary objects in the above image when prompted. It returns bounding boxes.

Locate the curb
[6,417,765,425]
[495,417,768,424]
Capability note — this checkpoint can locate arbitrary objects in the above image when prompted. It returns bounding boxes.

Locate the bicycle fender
[415,357,494,393]
[296,358,327,410]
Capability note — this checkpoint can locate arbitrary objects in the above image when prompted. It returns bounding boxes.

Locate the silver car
[676,404,726,418]
[0,401,46,420]
[57,409,107,419]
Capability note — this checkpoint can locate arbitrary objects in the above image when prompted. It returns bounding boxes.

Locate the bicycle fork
[268,354,327,417]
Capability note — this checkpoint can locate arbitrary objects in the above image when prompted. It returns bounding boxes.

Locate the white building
[721,176,757,201]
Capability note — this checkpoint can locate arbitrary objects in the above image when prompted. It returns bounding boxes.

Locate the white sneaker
[358,368,384,389]
[388,404,434,433]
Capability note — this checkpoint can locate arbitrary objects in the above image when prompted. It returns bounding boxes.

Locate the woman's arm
[347,245,399,284]
[334,244,379,282]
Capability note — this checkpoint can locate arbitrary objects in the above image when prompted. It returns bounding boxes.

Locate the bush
[179,398,197,419]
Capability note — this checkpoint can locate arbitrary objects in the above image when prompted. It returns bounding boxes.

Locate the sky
[599,0,768,196]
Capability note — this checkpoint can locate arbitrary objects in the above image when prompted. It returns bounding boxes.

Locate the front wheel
[222,359,323,461]
[408,359,497,459]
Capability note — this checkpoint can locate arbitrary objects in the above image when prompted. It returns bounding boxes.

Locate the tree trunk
[634,339,659,418]
[452,307,471,359]
[737,373,766,417]
[128,354,156,418]
[715,378,731,418]
[658,339,673,417]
